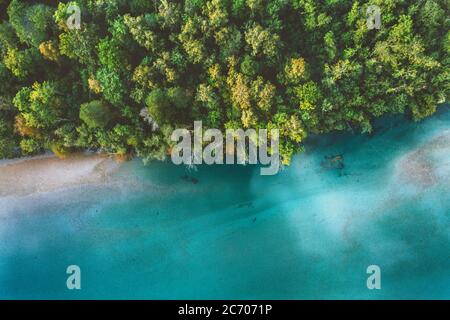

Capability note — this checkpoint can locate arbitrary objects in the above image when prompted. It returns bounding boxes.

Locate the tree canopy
[0,0,448,165]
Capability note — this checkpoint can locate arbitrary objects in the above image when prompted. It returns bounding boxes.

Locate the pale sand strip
[0,153,120,197]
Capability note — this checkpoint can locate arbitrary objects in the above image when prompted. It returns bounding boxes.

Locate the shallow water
[0,107,449,299]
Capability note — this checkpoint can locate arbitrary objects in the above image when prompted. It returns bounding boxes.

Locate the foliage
[0,0,447,163]
[79,100,114,129]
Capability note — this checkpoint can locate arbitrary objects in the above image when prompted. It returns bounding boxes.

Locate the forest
[0,0,448,165]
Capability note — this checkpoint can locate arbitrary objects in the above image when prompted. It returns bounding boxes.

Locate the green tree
[8,0,55,47]
[79,100,115,129]
[0,0,447,164]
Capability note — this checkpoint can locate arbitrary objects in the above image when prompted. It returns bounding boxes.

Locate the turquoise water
[0,107,449,299]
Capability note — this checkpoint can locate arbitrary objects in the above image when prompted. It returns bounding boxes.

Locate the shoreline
[1,123,449,198]
[0,153,121,197]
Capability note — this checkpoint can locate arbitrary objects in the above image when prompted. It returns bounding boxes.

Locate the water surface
[0,107,449,299]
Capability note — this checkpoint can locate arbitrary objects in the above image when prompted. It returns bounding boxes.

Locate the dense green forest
[0,0,448,165]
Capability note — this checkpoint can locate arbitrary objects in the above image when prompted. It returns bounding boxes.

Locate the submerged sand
[395,129,450,188]
[0,153,120,197]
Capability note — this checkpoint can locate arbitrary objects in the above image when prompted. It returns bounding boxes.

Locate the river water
[0,107,449,299]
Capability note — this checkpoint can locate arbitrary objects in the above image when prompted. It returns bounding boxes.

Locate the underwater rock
[321,154,345,170]
[237,202,253,209]
[181,174,199,184]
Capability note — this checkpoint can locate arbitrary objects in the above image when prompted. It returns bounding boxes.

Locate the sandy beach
[0,153,120,197]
